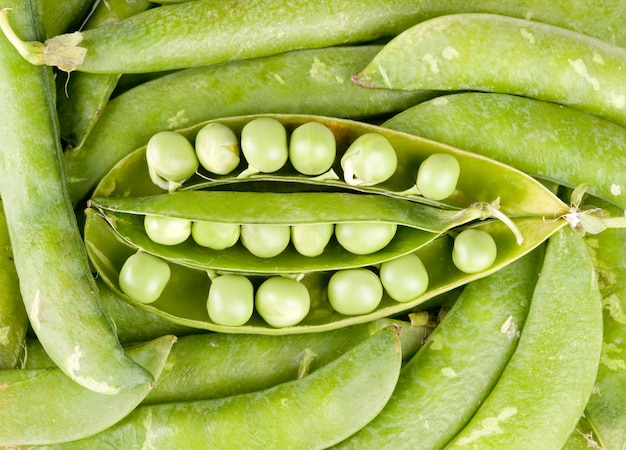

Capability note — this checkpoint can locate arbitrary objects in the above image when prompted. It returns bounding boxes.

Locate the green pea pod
[40,0,93,36]
[39,326,403,450]
[62,46,435,206]
[335,247,541,449]
[0,1,152,393]
[93,114,569,217]
[584,212,626,450]
[56,0,153,149]
[89,191,483,273]
[0,198,28,369]
[383,92,626,210]
[562,417,603,450]
[85,201,566,334]
[446,226,603,449]
[0,335,176,446]
[353,13,626,129]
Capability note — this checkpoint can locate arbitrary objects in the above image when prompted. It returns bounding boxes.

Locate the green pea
[328,268,383,315]
[240,117,288,174]
[452,228,498,273]
[191,221,240,250]
[288,121,336,175]
[340,133,397,186]
[194,122,240,175]
[379,253,429,302]
[207,274,254,326]
[144,214,191,245]
[119,252,171,304]
[255,276,310,327]
[291,223,334,257]
[335,222,397,255]
[416,153,460,201]
[240,223,290,258]
[146,131,199,190]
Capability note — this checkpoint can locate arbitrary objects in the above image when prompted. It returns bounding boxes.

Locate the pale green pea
[452,228,497,274]
[379,253,429,302]
[194,122,240,175]
[255,276,310,327]
[240,223,290,258]
[416,153,460,201]
[207,274,254,327]
[291,223,334,257]
[288,121,336,175]
[191,221,240,250]
[240,117,288,173]
[146,131,199,191]
[340,133,397,186]
[144,215,191,245]
[119,252,171,304]
[328,268,383,315]
[335,222,397,255]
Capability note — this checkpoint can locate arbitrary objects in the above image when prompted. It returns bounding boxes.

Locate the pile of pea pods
[2,0,626,448]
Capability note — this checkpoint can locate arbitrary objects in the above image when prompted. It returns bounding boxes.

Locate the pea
[328,268,383,315]
[119,252,171,304]
[291,222,334,257]
[335,222,397,255]
[194,122,240,175]
[146,130,198,191]
[240,117,288,174]
[255,276,310,327]
[207,274,254,327]
[240,223,290,258]
[144,214,191,245]
[452,228,498,273]
[191,220,240,250]
[288,121,336,175]
[415,153,460,201]
[379,253,429,302]
[341,133,397,186]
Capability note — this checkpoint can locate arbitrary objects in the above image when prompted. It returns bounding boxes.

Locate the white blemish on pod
[611,93,626,109]
[611,183,622,196]
[500,315,519,341]
[568,59,600,91]
[454,407,518,445]
[442,46,459,60]
[441,367,457,378]
[423,54,439,73]
[519,28,535,44]
[30,290,41,330]
[432,96,449,106]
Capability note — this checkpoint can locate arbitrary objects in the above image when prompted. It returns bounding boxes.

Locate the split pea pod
[335,247,541,449]
[446,226,603,449]
[40,327,403,450]
[353,13,626,129]
[56,0,153,148]
[61,46,435,205]
[0,335,175,446]
[0,1,152,393]
[383,92,626,209]
[0,198,28,369]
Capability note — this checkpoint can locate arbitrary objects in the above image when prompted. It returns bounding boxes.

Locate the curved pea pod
[384,92,626,210]
[94,114,569,218]
[0,198,28,369]
[335,247,541,449]
[84,201,566,334]
[62,47,434,206]
[0,335,176,446]
[446,226,603,449]
[353,13,626,129]
[89,190,484,273]
[39,327,402,450]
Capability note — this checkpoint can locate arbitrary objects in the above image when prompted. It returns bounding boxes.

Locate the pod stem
[0,8,86,72]
[479,199,524,245]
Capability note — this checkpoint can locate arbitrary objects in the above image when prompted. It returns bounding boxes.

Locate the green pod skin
[384,92,626,210]
[0,2,151,394]
[41,327,403,450]
[84,204,566,334]
[446,226,603,449]
[92,114,569,219]
[62,46,436,206]
[40,0,93,36]
[354,13,626,129]
[0,335,176,446]
[0,199,28,369]
[56,0,153,149]
[335,247,542,450]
